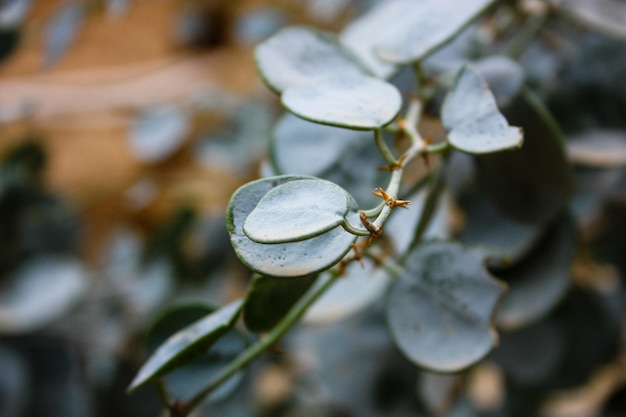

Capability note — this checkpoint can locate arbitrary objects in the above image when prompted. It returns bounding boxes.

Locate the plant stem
[406,164,446,254]
[175,272,338,416]
[374,128,397,165]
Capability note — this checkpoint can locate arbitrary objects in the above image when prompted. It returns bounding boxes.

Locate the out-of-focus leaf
[271,113,389,206]
[386,241,505,372]
[375,0,495,65]
[282,75,401,130]
[244,274,316,332]
[0,257,88,334]
[556,0,626,40]
[129,104,190,163]
[304,258,391,324]
[127,299,243,392]
[106,0,131,17]
[476,89,573,224]
[0,344,28,417]
[496,216,577,330]
[43,2,84,67]
[340,0,494,76]
[234,7,286,46]
[442,65,523,154]
[255,26,367,94]
[146,303,246,403]
[0,0,32,28]
[567,130,626,167]
[458,190,544,264]
[244,178,351,244]
[474,55,525,108]
[226,176,357,278]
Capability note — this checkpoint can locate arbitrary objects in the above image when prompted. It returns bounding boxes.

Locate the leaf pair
[226,176,358,278]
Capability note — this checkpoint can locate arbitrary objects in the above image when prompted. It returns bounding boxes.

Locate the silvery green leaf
[567,130,626,167]
[473,55,525,108]
[442,64,523,154]
[386,241,505,372]
[43,2,84,67]
[340,0,494,75]
[226,176,357,278]
[556,0,626,40]
[244,178,351,244]
[127,299,243,392]
[375,0,495,65]
[282,75,401,130]
[129,104,190,162]
[255,26,367,93]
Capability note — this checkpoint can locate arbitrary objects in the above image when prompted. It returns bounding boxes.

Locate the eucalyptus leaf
[496,216,577,330]
[557,0,626,40]
[282,75,402,130]
[43,2,84,67]
[374,0,495,65]
[474,55,525,108]
[270,113,389,206]
[244,274,316,332]
[129,104,190,163]
[146,304,246,404]
[386,241,505,372]
[127,299,243,392]
[442,64,523,154]
[476,89,573,224]
[226,176,357,278]
[567,130,626,167]
[255,26,367,93]
[244,178,351,244]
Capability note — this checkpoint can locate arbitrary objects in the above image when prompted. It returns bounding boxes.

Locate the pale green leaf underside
[255,26,367,94]
[226,176,357,278]
[244,179,351,244]
[386,241,505,372]
[282,75,402,130]
[442,64,523,154]
[127,299,243,392]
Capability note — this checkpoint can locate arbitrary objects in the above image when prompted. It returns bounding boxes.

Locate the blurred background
[1,1,626,417]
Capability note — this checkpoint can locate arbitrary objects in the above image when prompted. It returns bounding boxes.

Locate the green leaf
[243,274,316,332]
[475,89,573,224]
[127,299,243,393]
[376,0,495,64]
[255,26,367,94]
[243,178,351,244]
[496,216,577,330]
[270,113,389,206]
[146,303,215,353]
[226,176,357,278]
[386,241,505,372]
[341,0,494,73]
[442,64,523,154]
[557,0,626,40]
[282,75,402,130]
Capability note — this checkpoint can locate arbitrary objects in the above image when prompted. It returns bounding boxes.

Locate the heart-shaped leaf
[243,178,351,244]
[386,241,505,372]
[496,216,577,330]
[282,75,402,130]
[442,64,523,154]
[243,274,316,332]
[226,176,357,278]
[127,299,243,392]
[255,26,367,93]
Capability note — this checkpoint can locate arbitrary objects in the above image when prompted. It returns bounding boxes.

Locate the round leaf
[282,75,402,130]
[346,0,494,66]
[226,176,357,278]
[127,299,243,392]
[496,216,577,330]
[386,241,505,372]
[442,64,523,154]
[129,104,190,163]
[255,26,367,93]
[243,178,351,244]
